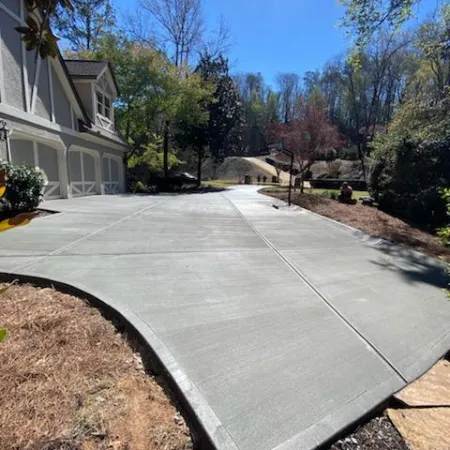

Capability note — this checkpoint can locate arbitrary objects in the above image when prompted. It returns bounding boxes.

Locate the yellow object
[0,212,37,233]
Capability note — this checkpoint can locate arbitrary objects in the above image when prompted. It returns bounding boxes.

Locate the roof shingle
[64,60,108,78]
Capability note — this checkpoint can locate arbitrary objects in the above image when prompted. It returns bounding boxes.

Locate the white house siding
[0,0,127,199]
[2,0,20,16]
[51,65,73,129]
[1,11,26,110]
[73,82,94,119]
[34,55,52,120]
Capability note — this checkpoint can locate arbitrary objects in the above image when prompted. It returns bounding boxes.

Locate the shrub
[321,190,338,200]
[131,181,148,193]
[311,178,367,190]
[438,189,450,246]
[370,132,450,228]
[0,161,45,212]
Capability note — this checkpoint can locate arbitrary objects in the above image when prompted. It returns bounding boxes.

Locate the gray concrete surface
[1,186,449,450]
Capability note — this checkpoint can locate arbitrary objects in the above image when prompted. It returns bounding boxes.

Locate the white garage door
[10,139,61,199]
[103,155,120,194]
[70,151,96,197]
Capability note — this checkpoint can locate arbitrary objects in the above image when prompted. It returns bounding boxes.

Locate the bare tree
[276,73,300,123]
[139,0,204,67]
[201,15,233,58]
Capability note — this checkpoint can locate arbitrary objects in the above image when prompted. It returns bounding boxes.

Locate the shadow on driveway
[371,240,449,290]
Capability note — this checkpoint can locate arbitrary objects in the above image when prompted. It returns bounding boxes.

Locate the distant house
[0,0,127,198]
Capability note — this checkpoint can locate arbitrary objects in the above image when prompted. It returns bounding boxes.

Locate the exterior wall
[2,0,20,16]
[1,10,26,110]
[10,139,34,166]
[73,81,94,119]
[34,57,51,121]
[0,0,128,198]
[0,0,75,129]
[51,64,72,128]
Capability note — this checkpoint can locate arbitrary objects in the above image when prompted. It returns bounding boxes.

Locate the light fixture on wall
[0,120,11,162]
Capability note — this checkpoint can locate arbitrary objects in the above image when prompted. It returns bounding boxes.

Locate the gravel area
[327,416,409,450]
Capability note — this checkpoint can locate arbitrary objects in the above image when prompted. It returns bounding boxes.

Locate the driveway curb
[0,271,239,450]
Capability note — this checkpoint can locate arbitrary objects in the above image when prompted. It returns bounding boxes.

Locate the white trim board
[0,30,5,102]
[0,2,23,24]
[0,103,128,151]
[48,59,55,122]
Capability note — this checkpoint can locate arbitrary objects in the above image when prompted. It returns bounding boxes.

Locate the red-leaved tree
[267,93,341,193]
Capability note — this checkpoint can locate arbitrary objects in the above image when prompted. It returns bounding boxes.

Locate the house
[0,0,127,199]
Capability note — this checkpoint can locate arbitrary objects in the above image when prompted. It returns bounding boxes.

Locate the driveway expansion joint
[222,192,408,384]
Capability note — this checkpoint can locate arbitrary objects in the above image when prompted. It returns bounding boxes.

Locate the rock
[387,407,450,450]
[395,360,450,407]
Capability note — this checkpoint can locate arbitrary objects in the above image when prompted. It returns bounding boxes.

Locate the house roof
[57,53,91,126]
[64,60,120,96]
[65,60,108,78]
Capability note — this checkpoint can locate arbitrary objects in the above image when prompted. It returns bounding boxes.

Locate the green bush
[438,189,450,246]
[321,190,338,200]
[131,180,148,193]
[370,132,450,228]
[0,161,45,212]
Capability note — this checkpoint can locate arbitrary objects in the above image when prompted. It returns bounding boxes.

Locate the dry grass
[0,284,193,450]
[262,189,450,261]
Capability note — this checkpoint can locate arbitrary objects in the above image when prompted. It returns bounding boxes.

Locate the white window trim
[48,59,55,122]
[0,30,5,102]
[19,0,30,112]
[96,88,113,121]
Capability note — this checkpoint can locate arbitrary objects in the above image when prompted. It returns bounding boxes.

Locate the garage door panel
[38,144,59,181]
[44,184,60,198]
[110,159,119,181]
[102,158,110,182]
[11,139,34,166]
[83,153,95,182]
[70,151,82,182]
[103,156,120,195]
[70,150,98,197]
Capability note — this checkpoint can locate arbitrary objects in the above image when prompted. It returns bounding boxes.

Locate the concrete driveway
[1,186,449,450]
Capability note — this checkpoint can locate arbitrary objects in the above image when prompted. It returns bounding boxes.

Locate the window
[104,96,111,118]
[96,91,112,119]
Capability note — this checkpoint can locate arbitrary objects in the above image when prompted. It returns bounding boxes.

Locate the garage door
[10,139,61,199]
[103,155,120,194]
[70,151,96,197]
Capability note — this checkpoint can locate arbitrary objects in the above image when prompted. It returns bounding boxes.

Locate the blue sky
[115,0,441,87]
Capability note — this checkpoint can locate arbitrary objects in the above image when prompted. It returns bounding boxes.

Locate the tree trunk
[358,142,367,182]
[86,16,91,51]
[163,120,170,179]
[197,146,203,187]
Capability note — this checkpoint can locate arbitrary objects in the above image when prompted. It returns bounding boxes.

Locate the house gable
[0,0,89,131]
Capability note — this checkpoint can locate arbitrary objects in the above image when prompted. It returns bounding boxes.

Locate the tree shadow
[370,239,449,290]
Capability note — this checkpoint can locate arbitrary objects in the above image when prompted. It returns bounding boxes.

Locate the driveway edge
[0,272,240,450]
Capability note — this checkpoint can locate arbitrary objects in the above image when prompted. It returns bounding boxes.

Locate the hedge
[0,161,45,212]
[310,179,368,191]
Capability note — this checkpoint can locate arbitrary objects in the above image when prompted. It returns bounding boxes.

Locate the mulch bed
[327,416,409,450]
[0,284,192,450]
[263,189,450,261]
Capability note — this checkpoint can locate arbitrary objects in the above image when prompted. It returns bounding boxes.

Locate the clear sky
[114,0,440,87]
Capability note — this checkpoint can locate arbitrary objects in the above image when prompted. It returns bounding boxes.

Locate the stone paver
[0,186,449,450]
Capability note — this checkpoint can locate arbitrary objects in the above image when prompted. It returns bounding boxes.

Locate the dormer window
[97,91,111,120]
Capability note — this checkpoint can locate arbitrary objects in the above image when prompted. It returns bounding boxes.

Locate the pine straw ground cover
[261,188,450,261]
[0,284,193,450]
